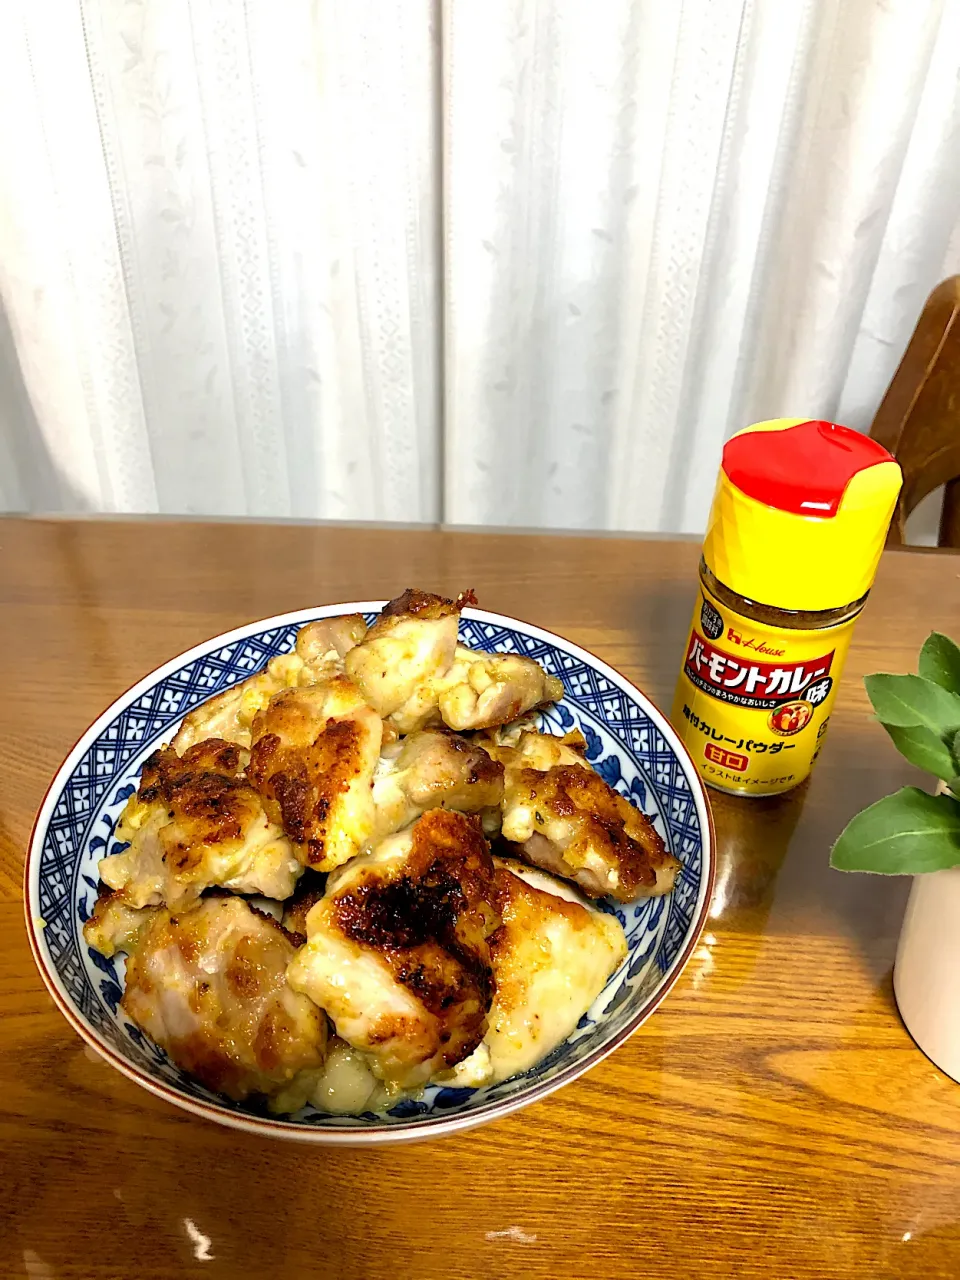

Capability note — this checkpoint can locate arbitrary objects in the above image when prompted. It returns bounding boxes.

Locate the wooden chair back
[869,276,960,547]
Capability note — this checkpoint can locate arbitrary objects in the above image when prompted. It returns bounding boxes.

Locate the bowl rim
[24,601,716,1145]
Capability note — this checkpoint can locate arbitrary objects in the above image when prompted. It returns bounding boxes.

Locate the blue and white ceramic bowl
[26,604,715,1144]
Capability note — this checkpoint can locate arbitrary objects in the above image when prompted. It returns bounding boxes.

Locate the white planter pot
[894,864,960,1083]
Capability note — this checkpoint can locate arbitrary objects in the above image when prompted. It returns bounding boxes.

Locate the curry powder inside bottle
[672,418,902,797]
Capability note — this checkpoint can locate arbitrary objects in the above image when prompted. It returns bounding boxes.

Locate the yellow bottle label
[671,581,855,796]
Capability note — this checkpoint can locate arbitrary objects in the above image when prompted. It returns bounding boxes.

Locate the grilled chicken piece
[435,647,564,731]
[450,859,626,1086]
[122,896,327,1109]
[344,588,561,734]
[485,730,680,902]
[248,676,382,872]
[172,615,367,753]
[344,588,471,733]
[83,888,158,959]
[371,728,504,839]
[286,809,501,1088]
[98,741,302,911]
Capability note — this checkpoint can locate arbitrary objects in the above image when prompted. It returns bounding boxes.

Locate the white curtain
[0,0,439,519]
[2,0,959,532]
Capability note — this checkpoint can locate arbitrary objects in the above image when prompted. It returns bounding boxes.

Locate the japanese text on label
[683,630,834,710]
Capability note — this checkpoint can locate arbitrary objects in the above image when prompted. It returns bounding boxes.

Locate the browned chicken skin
[98,740,301,910]
[379,587,475,624]
[287,809,502,1087]
[484,730,680,902]
[448,859,627,1086]
[248,676,382,871]
[505,764,679,900]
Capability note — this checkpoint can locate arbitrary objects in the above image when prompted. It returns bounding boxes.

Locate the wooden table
[3,517,960,1280]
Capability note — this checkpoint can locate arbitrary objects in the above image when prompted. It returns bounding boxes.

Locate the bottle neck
[700,557,867,631]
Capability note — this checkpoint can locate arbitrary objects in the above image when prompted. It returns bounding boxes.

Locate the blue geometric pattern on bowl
[30,606,709,1132]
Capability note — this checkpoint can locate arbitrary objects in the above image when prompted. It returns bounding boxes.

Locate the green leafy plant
[831,632,960,875]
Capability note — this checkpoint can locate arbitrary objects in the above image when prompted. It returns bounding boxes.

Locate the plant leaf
[919,632,960,693]
[864,673,960,738]
[882,723,957,781]
[831,786,960,874]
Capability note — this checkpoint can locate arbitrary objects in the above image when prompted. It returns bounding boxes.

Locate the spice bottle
[672,418,902,797]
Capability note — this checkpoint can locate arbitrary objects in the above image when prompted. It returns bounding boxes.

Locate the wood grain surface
[3,516,960,1280]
